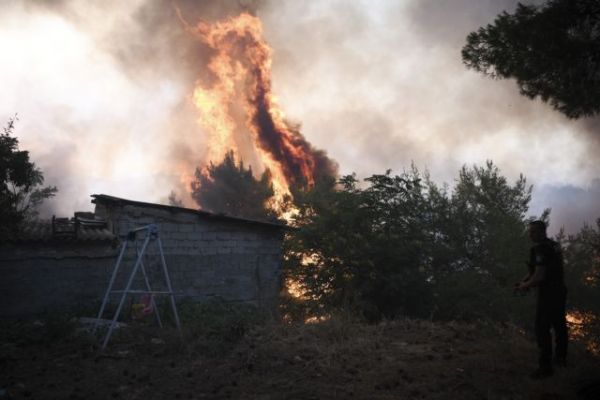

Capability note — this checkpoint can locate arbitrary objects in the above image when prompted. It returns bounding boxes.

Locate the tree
[448,162,531,277]
[0,116,58,238]
[558,219,600,351]
[285,168,435,321]
[284,162,538,323]
[560,219,600,311]
[191,150,277,220]
[462,0,600,118]
[167,190,184,207]
[432,162,535,321]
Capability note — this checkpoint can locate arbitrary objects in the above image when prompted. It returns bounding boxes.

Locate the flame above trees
[190,13,337,200]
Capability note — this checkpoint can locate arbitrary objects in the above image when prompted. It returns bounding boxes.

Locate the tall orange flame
[190,13,336,199]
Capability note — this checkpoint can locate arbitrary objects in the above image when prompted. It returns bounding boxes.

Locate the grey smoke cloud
[531,180,600,235]
[0,0,598,233]
[1,0,257,214]
[259,0,599,232]
[405,0,546,46]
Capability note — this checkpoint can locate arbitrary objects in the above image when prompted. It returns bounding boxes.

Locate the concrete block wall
[103,204,284,310]
[0,244,118,317]
[0,202,284,318]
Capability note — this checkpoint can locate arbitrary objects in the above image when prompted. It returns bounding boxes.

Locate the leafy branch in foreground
[462,0,600,118]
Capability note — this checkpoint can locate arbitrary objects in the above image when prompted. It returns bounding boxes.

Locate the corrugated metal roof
[92,194,289,230]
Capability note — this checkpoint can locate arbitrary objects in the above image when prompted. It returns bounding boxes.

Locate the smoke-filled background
[0,0,598,234]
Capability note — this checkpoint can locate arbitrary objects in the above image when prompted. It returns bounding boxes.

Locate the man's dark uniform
[529,238,568,369]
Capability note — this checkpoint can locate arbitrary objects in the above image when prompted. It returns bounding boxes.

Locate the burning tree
[191,150,277,221]
[190,13,337,203]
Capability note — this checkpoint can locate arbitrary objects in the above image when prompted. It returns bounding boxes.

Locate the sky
[0,0,598,234]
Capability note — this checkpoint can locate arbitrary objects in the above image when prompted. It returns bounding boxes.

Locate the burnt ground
[1,315,599,400]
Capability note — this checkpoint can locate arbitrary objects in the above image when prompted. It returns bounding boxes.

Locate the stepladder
[93,224,181,350]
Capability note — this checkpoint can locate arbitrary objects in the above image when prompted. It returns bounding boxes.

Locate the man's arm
[514,262,533,290]
[517,264,546,290]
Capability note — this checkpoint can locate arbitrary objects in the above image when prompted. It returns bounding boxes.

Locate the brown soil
[1,317,599,400]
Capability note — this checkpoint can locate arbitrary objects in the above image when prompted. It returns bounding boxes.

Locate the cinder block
[193,223,209,233]
[188,231,204,241]
[162,223,180,233]
[179,224,193,233]
[231,247,245,254]
[169,232,187,240]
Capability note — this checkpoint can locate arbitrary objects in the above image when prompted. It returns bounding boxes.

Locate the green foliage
[0,116,57,239]
[560,219,600,313]
[462,0,600,118]
[178,300,268,355]
[191,150,277,221]
[443,162,531,280]
[557,219,600,350]
[430,162,535,322]
[286,169,436,321]
[285,161,541,323]
[431,268,535,325]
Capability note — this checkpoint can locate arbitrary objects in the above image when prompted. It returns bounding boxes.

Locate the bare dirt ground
[1,315,599,400]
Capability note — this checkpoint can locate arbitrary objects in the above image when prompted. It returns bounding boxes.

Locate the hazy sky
[1,0,598,234]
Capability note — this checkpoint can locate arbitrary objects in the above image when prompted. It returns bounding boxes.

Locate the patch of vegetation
[285,162,539,323]
[176,299,269,356]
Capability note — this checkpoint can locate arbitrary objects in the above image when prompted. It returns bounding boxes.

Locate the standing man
[515,220,568,379]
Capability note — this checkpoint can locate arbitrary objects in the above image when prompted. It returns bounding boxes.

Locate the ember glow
[566,310,599,355]
[190,13,337,200]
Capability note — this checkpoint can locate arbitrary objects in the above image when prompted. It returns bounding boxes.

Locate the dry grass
[1,316,599,399]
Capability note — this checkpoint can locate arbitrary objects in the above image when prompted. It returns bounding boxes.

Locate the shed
[0,194,287,317]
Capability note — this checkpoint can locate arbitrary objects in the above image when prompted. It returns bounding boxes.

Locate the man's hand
[513,281,529,294]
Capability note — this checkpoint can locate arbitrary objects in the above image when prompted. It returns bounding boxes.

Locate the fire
[189,12,336,202]
[566,310,599,355]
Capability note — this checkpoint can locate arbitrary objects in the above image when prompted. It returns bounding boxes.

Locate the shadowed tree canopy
[0,116,57,239]
[283,161,542,322]
[462,0,600,118]
[191,150,277,221]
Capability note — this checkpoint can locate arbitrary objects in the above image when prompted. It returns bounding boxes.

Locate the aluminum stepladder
[93,224,181,350]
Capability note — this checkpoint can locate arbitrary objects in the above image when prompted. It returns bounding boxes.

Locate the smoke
[247,40,338,187]
[251,89,339,187]
[531,180,600,235]
[1,0,598,233]
[256,0,600,232]
[190,12,337,195]
[1,0,263,215]
[405,0,547,46]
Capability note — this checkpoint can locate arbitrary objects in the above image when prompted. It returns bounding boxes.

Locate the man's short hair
[529,220,547,231]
